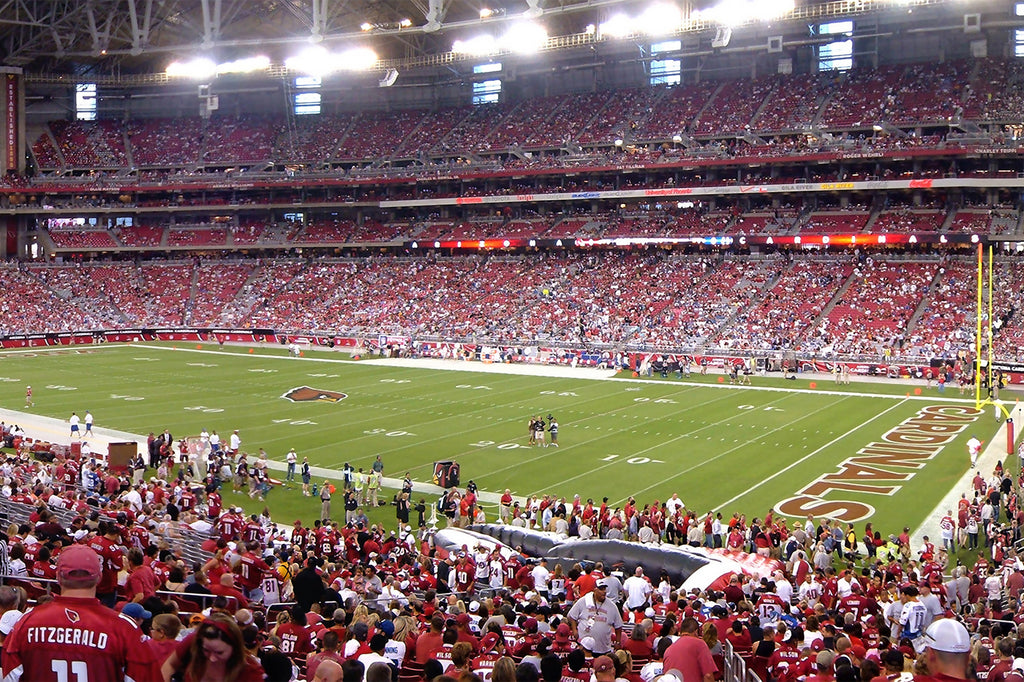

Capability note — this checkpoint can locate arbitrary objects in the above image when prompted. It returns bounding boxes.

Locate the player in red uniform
[2,543,157,682]
[24,385,32,407]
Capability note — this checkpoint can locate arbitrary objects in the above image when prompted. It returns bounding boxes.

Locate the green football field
[0,342,1005,535]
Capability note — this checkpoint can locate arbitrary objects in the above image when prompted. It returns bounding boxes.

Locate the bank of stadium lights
[598,0,795,38]
[165,55,271,79]
[361,18,413,32]
[284,46,378,76]
[600,4,682,38]
[452,22,548,55]
[692,0,795,27]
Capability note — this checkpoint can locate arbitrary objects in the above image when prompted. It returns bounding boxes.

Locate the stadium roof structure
[0,0,988,81]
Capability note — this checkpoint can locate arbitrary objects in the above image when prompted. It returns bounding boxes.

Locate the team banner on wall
[3,72,17,173]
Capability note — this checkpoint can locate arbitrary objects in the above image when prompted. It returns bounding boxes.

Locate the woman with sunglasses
[161,612,263,682]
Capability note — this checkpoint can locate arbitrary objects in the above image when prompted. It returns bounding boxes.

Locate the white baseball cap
[922,618,971,654]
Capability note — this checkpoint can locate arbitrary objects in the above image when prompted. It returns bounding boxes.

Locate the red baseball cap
[57,544,101,581]
[480,632,501,653]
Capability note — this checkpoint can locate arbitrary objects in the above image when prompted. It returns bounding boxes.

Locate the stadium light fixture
[599,14,635,38]
[638,4,683,34]
[286,47,332,75]
[399,18,413,28]
[696,0,794,27]
[452,35,499,55]
[501,22,548,53]
[360,22,374,31]
[339,47,379,70]
[216,56,270,75]
[166,58,217,79]
[285,46,378,75]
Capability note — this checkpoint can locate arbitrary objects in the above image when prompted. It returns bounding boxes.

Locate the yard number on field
[540,390,578,397]
[45,384,78,391]
[737,405,785,412]
[633,397,676,404]
[273,419,318,426]
[469,440,530,450]
[363,428,415,437]
[110,393,145,401]
[184,405,223,413]
[456,384,491,390]
[600,454,664,465]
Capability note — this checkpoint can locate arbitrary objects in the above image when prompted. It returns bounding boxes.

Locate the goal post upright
[975,242,983,408]
[974,242,1013,425]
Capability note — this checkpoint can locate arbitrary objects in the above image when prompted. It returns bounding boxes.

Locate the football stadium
[0,0,1023,680]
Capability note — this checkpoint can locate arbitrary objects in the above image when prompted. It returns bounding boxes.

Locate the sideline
[913,400,1023,550]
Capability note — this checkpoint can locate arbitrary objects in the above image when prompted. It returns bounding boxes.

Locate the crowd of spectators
[5,251,1024,362]
[25,58,1024,177]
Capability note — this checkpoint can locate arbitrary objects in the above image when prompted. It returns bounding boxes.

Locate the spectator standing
[662,617,717,682]
[567,582,622,655]
[321,480,333,520]
[286,448,298,483]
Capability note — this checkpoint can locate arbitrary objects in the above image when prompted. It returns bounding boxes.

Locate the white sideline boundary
[913,400,1024,551]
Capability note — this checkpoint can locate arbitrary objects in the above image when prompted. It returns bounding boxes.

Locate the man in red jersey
[914,618,971,682]
[89,520,126,607]
[2,543,157,681]
[236,541,271,601]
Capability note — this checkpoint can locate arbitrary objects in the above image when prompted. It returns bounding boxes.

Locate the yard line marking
[712,397,910,512]
[475,384,736,482]
[609,396,851,506]
[541,391,805,500]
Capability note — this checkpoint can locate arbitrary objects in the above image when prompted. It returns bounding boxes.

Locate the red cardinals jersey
[277,621,314,658]
[237,552,271,591]
[88,536,125,595]
[1,595,157,681]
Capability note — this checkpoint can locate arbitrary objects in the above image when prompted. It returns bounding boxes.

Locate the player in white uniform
[69,412,81,439]
[966,436,982,467]
[84,410,94,436]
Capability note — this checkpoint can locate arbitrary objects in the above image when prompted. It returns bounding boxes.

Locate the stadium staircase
[804,264,858,332]
[938,209,959,233]
[746,83,778,133]
[862,209,881,234]
[708,258,786,341]
[34,228,57,255]
[902,265,945,339]
[185,264,200,325]
[689,81,728,134]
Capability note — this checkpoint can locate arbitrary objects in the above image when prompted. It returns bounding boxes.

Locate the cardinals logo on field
[281,386,347,403]
[65,608,81,624]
